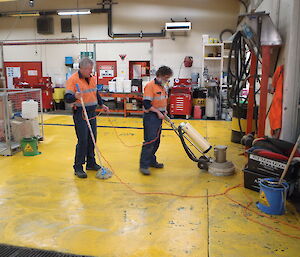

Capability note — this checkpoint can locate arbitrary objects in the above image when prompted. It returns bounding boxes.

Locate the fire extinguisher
[184,56,193,67]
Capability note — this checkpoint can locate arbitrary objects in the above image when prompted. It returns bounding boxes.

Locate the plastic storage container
[193,106,202,119]
[53,88,65,103]
[256,178,289,215]
[116,77,124,92]
[108,81,116,93]
[22,100,39,119]
[65,56,73,65]
[21,137,40,156]
[123,80,132,93]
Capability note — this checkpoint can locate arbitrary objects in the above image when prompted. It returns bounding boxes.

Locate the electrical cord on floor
[98,145,300,239]
[82,110,162,147]
[84,112,300,239]
[225,192,300,239]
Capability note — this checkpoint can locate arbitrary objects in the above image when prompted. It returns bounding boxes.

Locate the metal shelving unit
[200,41,233,120]
[201,43,224,86]
[0,88,44,156]
[97,92,143,117]
[201,43,224,119]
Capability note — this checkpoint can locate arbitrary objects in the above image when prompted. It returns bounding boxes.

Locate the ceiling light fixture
[57,9,91,16]
[29,0,34,7]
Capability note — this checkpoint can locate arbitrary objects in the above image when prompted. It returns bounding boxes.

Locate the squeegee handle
[75,83,103,166]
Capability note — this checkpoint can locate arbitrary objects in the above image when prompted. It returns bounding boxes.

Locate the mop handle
[76,84,103,166]
[279,134,300,184]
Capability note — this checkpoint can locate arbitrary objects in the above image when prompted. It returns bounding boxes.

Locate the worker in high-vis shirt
[64,57,109,179]
[140,66,173,175]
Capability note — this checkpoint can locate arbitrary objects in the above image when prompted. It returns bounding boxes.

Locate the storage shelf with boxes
[98,77,145,117]
[97,92,143,117]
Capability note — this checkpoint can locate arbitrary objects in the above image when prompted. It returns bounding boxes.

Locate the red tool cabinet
[14,77,54,111]
[169,86,193,119]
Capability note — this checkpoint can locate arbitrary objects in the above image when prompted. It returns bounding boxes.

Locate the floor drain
[0,244,94,257]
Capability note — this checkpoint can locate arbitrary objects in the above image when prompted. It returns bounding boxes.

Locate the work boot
[74,167,88,179]
[150,162,164,169]
[140,167,151,175]
[86,163,102,171]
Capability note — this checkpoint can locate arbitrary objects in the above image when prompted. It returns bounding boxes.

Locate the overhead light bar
[9,12,40,17]
[57,9,91,16]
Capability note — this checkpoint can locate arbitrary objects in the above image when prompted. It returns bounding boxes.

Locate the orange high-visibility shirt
[143,80,168,111]
[269,65,284,136]
[65,71,98,107]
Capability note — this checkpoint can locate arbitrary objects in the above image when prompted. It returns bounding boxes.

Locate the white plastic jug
[116,77,124,92]
[123,80,132,93]
[22,100,39,119]
[108,81,116,93]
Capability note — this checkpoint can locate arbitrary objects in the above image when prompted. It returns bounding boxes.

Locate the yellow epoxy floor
[0,114,300,257]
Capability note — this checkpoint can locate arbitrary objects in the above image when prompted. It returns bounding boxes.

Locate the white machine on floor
[165,116,235,176]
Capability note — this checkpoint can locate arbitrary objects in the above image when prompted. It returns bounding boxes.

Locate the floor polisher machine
[164,115,235,176]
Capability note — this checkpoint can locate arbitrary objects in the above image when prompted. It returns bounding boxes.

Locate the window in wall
[61,18,72,33]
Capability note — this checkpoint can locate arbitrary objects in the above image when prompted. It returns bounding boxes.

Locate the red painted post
[246,52,257,135]
[258,46,271,137]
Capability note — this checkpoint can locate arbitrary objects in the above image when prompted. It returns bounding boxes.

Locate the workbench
[97,92,144,117]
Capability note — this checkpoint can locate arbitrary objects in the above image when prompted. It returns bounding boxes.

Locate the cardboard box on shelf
[10,118,40,142]
[11,120,26,142]
[126,103,133,110]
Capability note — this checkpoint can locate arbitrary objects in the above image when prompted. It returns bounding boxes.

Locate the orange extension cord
[83,111,161,147]
[85,110,300,239]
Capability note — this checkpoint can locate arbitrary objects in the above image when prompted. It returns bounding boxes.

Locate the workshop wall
[0,0,239,84]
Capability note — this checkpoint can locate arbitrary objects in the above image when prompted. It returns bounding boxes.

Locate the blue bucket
[97,84,104,91]
[256,178,289,215]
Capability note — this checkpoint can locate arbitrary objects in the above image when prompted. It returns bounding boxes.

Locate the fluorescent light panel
[57,9,91,16]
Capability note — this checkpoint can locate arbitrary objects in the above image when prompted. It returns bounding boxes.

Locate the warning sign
[24,143,33,152]
[259,191,270,207]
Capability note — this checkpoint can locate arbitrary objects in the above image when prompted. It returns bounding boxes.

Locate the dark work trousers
[140,112,163,169]
[73,106,97,170]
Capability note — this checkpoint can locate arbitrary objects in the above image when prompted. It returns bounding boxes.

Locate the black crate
[243,168,271,192]
[243,167,297,197]
[247,153,288,177]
